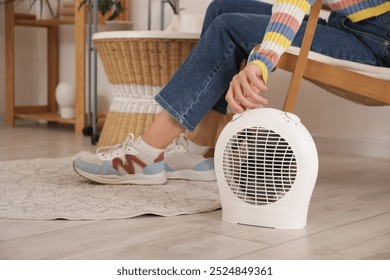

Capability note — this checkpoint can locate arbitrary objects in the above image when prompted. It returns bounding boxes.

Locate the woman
[74,0,390,185]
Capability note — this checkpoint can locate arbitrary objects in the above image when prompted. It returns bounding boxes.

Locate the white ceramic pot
[55,82,75,119]
[165,14,181,32]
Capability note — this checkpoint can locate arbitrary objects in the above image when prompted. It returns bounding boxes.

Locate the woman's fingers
[226,64,269,113]
[226,83,245,113]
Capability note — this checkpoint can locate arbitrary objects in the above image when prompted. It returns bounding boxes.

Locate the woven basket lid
[93,30,200,41]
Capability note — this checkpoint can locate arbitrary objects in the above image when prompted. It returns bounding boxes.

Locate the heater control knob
[285,112,301,123]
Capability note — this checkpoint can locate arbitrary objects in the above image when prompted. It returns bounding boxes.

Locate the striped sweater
[248,0,390,82]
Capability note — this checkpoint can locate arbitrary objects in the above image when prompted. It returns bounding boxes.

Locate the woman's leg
[201,0,273,34]
[141,0,273,149]
[326,11,390,66]
[142,111,184,149]
[184,110,224,147]
[155,12,380,136]
[155,13,273,133]
[142,107,224,149]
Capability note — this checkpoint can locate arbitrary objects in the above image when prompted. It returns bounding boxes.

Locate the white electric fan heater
[215,108,318,229]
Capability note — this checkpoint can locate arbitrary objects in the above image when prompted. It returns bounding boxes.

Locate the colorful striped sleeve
[248,0,316,82]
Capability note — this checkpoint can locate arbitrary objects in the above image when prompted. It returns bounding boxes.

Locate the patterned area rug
[0,153,221,220]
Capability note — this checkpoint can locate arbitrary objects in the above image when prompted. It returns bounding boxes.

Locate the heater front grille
[222,127,297,205]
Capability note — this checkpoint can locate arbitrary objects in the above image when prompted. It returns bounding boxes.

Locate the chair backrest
[277,0,390,111]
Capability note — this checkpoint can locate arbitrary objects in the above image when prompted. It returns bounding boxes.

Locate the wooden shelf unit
[5,1,128,134]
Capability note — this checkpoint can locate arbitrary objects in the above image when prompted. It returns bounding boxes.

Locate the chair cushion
[287,46,390,81]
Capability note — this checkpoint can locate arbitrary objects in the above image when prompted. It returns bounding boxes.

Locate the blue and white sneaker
[73,134,166,185]
[164,134,216,181]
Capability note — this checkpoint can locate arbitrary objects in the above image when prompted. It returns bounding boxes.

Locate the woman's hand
[225,63,268,114]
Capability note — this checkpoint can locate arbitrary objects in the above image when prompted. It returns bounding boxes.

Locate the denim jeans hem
[155,95,195,131]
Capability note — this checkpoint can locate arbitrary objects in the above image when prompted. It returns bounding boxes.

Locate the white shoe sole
[166,169,216,181]
[74,164,167,185]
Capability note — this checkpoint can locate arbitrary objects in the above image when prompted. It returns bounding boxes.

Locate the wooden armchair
[278,0,390,112]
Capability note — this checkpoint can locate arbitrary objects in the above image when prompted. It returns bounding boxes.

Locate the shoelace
[96,133,135,164]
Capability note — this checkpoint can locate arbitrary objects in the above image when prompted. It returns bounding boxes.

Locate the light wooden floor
[0,122,389,260]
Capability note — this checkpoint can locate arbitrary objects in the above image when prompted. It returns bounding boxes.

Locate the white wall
[1,0,390,158]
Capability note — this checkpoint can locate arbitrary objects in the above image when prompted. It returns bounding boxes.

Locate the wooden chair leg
[283,0,323,112]
[5,2,15,126]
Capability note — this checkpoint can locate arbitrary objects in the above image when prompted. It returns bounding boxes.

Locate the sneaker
[164,134,216,181]
[73,134,166,185]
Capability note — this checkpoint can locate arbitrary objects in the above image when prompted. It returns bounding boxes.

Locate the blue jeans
[155,0,390,131]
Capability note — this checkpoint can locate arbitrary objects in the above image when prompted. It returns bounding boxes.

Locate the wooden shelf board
[15,15,74,27]
[14,112,75,124]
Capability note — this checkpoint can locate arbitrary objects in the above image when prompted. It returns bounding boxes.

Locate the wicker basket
[93,31,199,147]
